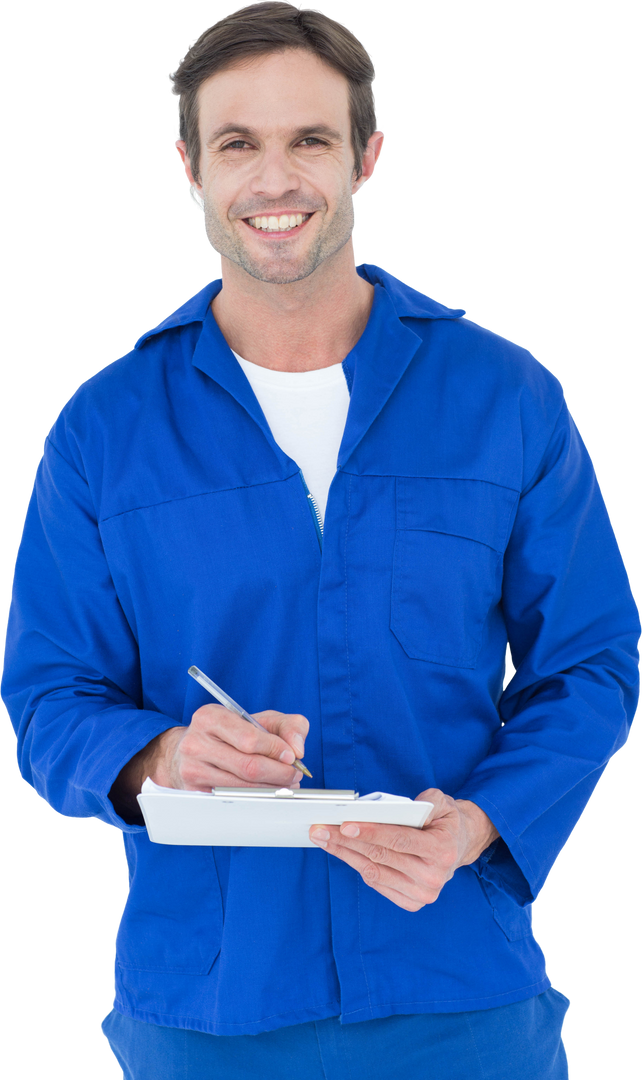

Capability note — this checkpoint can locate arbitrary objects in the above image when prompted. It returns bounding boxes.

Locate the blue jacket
[3,265,639,1035]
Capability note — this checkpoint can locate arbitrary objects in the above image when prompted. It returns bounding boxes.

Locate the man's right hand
[154,704,309,790]
[109,705,309,822]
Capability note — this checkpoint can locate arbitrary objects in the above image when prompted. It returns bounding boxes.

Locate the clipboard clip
[212,787,359,800]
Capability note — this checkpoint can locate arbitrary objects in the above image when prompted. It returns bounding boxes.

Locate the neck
[211,241,374,372]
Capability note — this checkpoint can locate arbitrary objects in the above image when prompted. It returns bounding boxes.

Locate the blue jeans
[102,989,569,1079]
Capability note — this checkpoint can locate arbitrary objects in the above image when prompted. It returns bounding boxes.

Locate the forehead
[197,49,351,140]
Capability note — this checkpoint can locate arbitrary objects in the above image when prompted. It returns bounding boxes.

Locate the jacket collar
[132,257,466,341]
[134,266,465,472]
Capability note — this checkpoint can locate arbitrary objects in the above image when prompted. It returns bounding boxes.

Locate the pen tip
[297,761,313,779]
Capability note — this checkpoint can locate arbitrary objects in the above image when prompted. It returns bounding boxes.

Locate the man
[3,3,638,1078]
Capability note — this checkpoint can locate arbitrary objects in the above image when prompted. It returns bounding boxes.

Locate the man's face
[187,49,363,285]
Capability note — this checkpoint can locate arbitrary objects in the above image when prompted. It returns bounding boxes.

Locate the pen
[188,666,313,778]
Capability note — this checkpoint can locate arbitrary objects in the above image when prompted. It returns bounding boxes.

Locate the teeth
[248,213,310,231]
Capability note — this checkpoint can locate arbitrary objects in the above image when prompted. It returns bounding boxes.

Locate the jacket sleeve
[1,436,178,831]
[455,401,639,904]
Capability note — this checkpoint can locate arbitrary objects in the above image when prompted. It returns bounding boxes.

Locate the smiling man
[2,4,639,1080]
[181,44,381,380]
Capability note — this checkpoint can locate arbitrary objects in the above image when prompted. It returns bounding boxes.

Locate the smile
[244,213,312,233]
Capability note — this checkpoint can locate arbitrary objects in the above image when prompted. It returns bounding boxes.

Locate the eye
[222,140,252,150]
[298,137,326,147]
[223,137,324,150]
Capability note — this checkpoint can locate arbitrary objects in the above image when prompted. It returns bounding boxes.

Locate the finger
[181,717,300,786]
[192,704,300,765]
[253,710,310,761]
[312,824,438,885]
[364,881,426,913]
[223,746,303,787]
[336,820,432,858]
[311,831,435,906]
[177,757,302,792]
[327,826,426,875]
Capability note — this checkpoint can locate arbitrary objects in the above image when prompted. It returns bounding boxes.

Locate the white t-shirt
[234,353,350,522]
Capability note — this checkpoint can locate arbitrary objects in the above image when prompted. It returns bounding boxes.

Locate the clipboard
[138,779,433,847]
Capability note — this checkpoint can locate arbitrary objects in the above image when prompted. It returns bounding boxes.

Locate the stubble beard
[199,189,354,287]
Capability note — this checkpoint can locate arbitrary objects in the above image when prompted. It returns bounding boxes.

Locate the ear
[350,130,384,198]
[176,140,202,192]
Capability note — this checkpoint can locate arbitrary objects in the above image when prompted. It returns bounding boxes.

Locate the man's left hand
[309,789,499,911]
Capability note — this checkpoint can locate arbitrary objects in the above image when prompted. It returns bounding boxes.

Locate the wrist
[109,726,183,823]
[144,726,184,788]
[455,799,500,866]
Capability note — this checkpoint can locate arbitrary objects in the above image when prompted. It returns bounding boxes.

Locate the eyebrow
[206,123,343,146]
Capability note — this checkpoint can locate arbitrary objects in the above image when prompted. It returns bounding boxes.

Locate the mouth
[242,212,314,237]
[241,209,313,237]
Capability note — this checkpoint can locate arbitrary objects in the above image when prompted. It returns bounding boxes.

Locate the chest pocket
[391,477,518,669]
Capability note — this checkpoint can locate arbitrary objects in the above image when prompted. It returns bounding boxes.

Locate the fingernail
[311,829,330,845]
[280,748,295,764]
[292,736,305,758]
[341,824,360,837]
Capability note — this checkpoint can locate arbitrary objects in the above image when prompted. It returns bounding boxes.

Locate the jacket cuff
[451,790,531,907]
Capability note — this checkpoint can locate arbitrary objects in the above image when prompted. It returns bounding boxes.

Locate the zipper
[299,469,323,549]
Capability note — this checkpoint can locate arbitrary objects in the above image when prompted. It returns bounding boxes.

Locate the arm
[311,403,639,908]
[108,730,181,820]
[456,402,639,904]
[1,425,306,829]
[2,438,178,830]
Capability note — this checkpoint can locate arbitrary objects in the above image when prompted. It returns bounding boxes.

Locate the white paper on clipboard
[137,779,433,847]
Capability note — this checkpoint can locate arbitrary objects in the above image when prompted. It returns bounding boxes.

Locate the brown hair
[170,2,376,182]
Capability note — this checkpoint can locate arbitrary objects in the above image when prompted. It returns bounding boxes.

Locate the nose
[249,144,301,200]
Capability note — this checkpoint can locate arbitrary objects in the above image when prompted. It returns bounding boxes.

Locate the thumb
[415,788,456,825]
